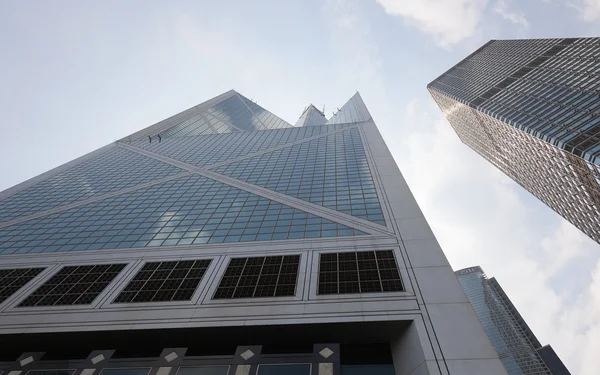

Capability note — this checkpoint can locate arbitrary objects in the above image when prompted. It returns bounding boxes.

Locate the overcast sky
[1,0,600,373]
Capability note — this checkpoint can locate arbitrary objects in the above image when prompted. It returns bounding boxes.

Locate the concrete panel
[446,359,508,375]
[426,303,500,360]
[403,239,451,268]
[396,218,436,241]
[412,267,469,304]
[391,322,428,375]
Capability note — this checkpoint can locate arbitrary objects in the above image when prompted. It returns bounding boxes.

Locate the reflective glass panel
[100,369,150,375]
[257,364,311,375]
[176,367,229,375]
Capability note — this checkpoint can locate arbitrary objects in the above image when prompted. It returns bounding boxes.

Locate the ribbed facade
[428,38,600,244]
[455,266,570,375]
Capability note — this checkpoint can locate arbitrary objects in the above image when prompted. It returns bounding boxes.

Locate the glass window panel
[257,364,311,375]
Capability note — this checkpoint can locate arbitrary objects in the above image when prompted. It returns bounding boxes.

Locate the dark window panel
[318,250,404,295]
[213,255,300,299]
[18,264,125,307]
[113,259,211,303]
[0,267,45,304]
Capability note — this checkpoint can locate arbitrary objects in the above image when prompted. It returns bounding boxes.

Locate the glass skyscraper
[0,90,508,375]
[428,37,600,244]
[455,266,570,375]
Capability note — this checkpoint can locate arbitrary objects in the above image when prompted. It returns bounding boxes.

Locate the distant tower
[456,266,571,375]
[428,38,600,244]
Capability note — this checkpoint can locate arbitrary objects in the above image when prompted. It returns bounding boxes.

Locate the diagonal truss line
[235,92,270,130]
[204,123,366,170]
[0,172,193,229]
[118,143,394,236]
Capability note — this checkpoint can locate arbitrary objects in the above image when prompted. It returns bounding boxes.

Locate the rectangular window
[213,255,300,299]
[113,259,211,303]
[318,250,403,295]
[257,364,311,375]
[176,367,229,375]
[27,371,75,375]
[0,267,45,304]
[18,264,126,307]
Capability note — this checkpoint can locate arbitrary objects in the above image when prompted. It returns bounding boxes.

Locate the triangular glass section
[0,147,183,223]
[130,125,339,168]
[327,92,372,124]
[236,93,291,130]
[124,91,292,141]
[0,175,366,255]
[213,128,386,225]
[295,105,327,127]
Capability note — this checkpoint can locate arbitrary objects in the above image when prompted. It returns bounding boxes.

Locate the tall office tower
[427,38,600,244]
[455,266,571,375]
[0,90,507,375]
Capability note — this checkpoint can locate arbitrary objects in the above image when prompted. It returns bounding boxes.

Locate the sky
[0,0,599,372]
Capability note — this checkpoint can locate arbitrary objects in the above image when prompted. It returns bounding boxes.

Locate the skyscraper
[427,37,600,244]
[0,90,507,375]
[455,266,571,375]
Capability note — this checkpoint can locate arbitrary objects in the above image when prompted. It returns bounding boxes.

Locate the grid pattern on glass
[476,38,600,162]
[456,268,553,374]
[0,147,183,223]
[157,94,291,139]
[214,128,385,224]
[18,264,126,307]
[295,105,327,127]
[326,93,372,125]
[213,255,300,299]
[0,267,45,304]
[158,112,224,138]
[0,175,365,255]
[428,38,562,104]
[237,94,291,131]
[429,38,600,164]
[114,259,211,303]
[318,250,403,295]
[131,125,352,168]
[430,91,600,244]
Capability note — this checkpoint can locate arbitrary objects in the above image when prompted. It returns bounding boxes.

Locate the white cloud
[493,0,529,28]
[578,0,600,21]
[396,99,600,374]
[375,0,488,46]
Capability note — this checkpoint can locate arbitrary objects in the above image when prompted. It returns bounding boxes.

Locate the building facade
[455,266,570,375]
[0,90,507,375]
[428,37,600,244]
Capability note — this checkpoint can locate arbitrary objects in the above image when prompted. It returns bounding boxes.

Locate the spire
[326,92,372,124]
[294,104,327,127]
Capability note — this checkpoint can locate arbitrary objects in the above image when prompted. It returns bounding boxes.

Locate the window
[18,264,126,307]
[114,260,211,303]
[318,250,403,295]
[26,371,75,375]
[0,267,45,304]
[176,367,229,375]
[213,255,300,299]
[100,369,150,375]
[256,364,311,375]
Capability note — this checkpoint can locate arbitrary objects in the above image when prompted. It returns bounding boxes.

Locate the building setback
[428,37,600,244]
[0,90,507,375]
[455,266,571,375]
